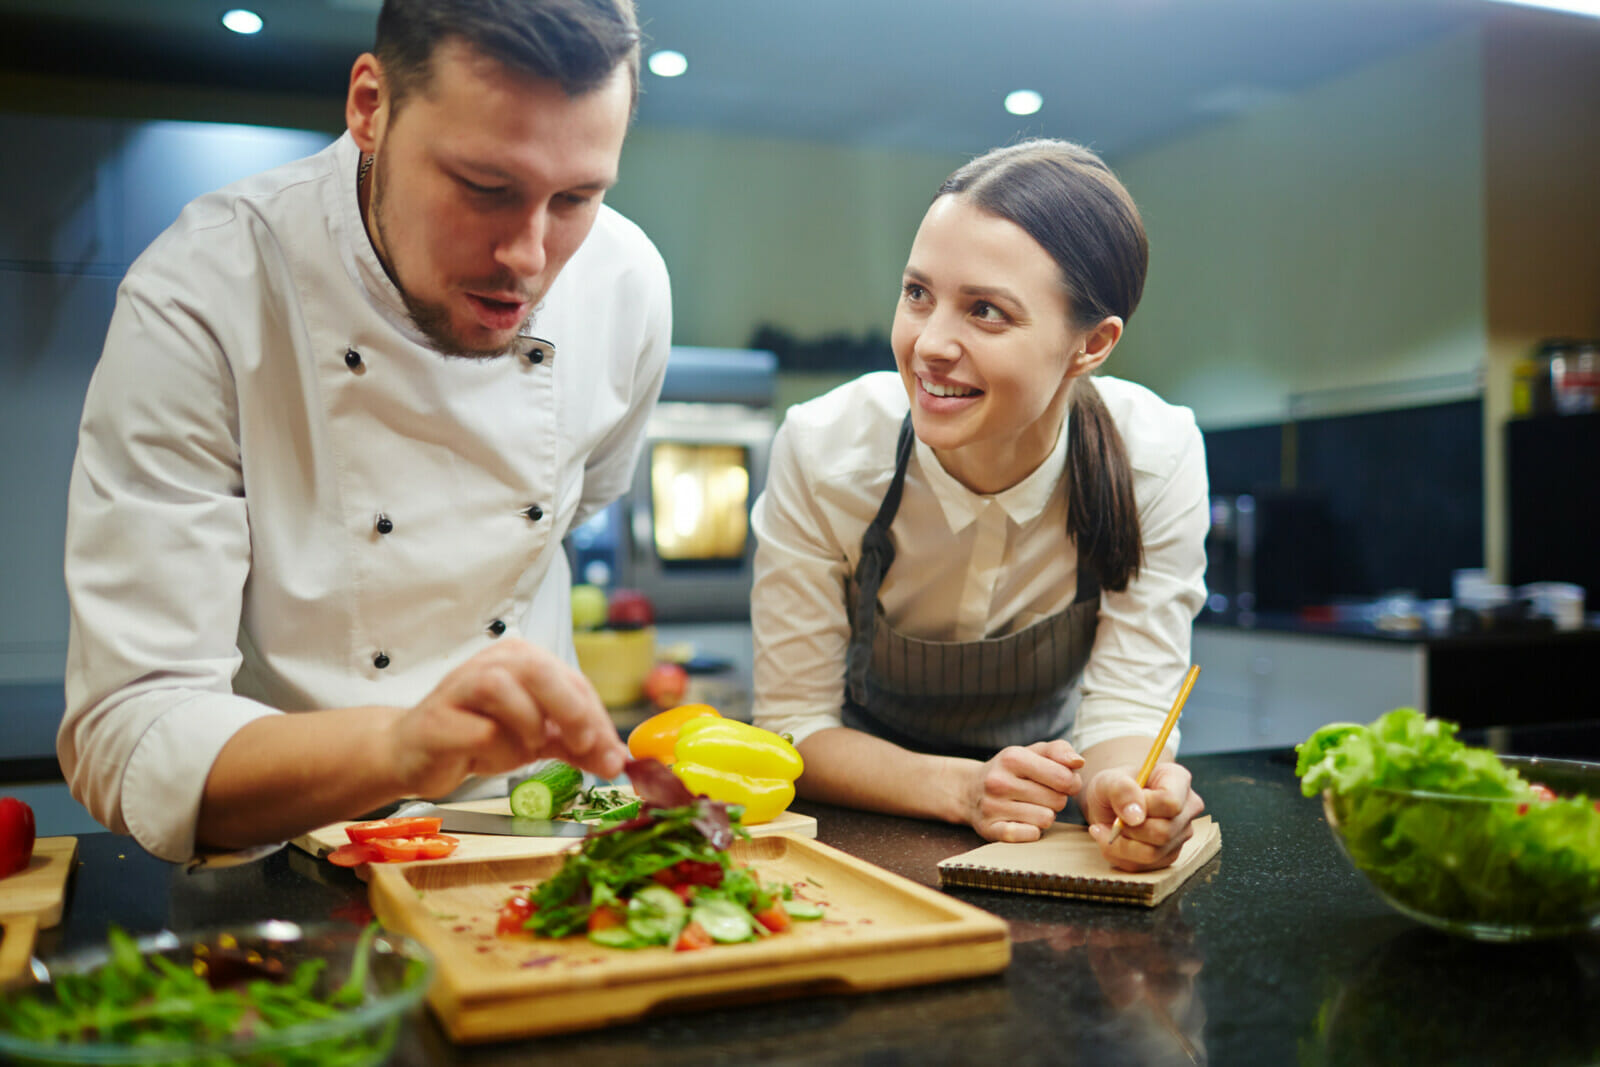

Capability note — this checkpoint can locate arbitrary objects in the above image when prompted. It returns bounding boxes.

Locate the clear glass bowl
[1322,754,1600,941]
[0,921,433,1065]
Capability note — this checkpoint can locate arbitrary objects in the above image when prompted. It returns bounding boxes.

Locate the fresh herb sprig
[565,786,643,823]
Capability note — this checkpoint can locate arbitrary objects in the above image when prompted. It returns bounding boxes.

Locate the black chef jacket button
[375,514,393,535]
[526,505,543,521]
[488,619,507,637]
[527,347,545,365]
[373,652,390,669]
[344,348,362,370]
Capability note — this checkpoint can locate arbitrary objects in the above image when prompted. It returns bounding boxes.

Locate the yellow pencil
[1104,663,1200,844]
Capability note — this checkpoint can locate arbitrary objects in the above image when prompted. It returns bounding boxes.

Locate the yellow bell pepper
[671,718,804,824]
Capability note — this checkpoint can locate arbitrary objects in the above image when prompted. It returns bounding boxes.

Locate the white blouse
[60,132,672,861]
[750,371,1208,754]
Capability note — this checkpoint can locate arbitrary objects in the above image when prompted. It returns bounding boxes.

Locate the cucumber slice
[781,898,825,920]
[690,899,755,943]
[510,762,584,819]
[587,925,644,949]
[626,885,688,945]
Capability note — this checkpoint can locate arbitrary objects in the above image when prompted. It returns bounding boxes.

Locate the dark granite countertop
[30,746,1600,1066]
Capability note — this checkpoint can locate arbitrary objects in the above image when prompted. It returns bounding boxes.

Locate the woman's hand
[1082,761,1204,871]
[964,740,1086,842]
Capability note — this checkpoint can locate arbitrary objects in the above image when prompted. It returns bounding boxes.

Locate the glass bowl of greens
[1300,709,1600,942]
[0,920,432,1066]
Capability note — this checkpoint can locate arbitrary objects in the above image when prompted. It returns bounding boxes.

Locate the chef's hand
[965,740,1086,842]
[1082,761,1204,871]
[385,639,628,799]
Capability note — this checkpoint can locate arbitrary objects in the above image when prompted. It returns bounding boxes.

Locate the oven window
[649,443,751,563]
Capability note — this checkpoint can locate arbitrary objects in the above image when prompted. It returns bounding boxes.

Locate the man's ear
[1071,316,1124,377]
[346,53,386,153]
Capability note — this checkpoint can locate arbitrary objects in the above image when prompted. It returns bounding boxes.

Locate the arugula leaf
[0,924,398,1062]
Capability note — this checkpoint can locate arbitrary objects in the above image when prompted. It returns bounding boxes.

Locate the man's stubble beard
[369,153,537,361]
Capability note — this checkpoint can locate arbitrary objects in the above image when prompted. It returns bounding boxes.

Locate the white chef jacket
[60,131,672,862]
[750,371,1208,754]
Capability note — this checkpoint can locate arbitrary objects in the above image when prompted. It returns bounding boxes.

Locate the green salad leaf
[0,922,409,1064]
[1296,708,1600,929]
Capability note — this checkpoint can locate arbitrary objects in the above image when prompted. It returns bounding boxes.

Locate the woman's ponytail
[1067,378,1141,591]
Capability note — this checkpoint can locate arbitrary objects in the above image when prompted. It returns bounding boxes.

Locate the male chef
[59,0,659,862]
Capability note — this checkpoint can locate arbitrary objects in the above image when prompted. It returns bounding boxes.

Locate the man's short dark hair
[375,0,641,112]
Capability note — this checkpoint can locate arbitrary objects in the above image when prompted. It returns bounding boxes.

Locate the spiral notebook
[937,816,1221,907]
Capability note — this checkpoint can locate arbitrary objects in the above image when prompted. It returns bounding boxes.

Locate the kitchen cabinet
[1184,627,1423,754]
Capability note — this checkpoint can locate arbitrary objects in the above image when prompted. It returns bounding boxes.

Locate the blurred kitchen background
[2,0,1597,832]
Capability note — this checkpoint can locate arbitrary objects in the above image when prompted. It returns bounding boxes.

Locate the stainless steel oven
[567,347,777,622]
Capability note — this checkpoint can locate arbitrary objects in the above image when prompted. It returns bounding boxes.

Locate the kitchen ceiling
[0,0,1508,159]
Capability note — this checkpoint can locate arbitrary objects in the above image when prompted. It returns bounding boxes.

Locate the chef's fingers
[478,640,626,776]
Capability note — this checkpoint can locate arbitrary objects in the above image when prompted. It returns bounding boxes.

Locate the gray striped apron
[842,414,1100,760]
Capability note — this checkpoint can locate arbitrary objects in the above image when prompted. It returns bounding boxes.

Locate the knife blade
[400,804,593,838]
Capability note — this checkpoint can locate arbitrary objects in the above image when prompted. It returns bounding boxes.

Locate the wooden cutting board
[368,833,1011,1043]
[293,798,817,863]
[0,837,78,987]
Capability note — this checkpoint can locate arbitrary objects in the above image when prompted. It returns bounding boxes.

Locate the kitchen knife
[400,804,593,839]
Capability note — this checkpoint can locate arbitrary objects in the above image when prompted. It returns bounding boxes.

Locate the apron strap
[845,412,916,706]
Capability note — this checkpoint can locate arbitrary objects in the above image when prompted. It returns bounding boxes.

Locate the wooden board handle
[0,914,40,988]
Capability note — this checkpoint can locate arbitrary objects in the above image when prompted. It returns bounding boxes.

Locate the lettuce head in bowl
[1297,708,1600,941]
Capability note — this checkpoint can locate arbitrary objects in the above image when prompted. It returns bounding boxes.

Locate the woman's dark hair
[375,0,641,113]
[938,139,1148,592]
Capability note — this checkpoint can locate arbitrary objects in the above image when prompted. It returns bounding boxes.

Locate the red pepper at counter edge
[0,796,36,878]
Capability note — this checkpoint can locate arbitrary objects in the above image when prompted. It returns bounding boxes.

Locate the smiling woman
[750,139,1210,874]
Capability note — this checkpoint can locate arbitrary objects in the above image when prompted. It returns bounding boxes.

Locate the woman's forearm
[795,726,977,825]
[1078,735,1175,795]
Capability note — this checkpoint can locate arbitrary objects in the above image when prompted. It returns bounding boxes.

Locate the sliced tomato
[346,816,444,844]
[675,920,713,951]
[587,906,626,933]
[327,842,382,868]
[497,896,536,935]
[1528,782,1558,803]
[368,833,459,863]
[753,903,791,933]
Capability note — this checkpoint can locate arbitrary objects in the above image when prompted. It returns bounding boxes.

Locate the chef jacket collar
[912,408,1071,534]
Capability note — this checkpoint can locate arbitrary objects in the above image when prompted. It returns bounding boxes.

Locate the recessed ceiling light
[221,9,264,34]
[1005,90,1043,116]
[647,50,688,78]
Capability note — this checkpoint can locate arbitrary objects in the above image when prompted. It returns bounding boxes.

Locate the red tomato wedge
[497,896,536,935]
[345,816,444,843]
[327,842,382,868]
[368,833,459,863]
[675,920,713,951]
[754,903,791,933]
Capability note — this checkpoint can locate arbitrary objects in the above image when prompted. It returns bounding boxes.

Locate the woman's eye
[902,282,926,301]
[972,301,1007,322]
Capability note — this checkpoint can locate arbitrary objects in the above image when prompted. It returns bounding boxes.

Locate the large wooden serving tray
[368,833,1011,1043]
[293,797,817,862]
